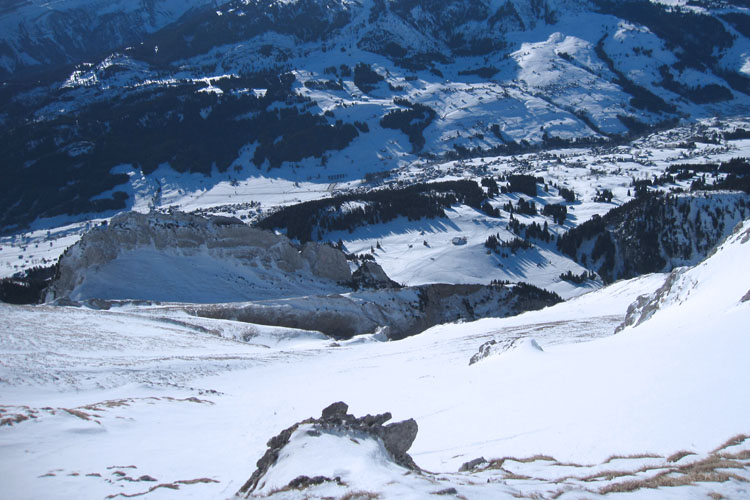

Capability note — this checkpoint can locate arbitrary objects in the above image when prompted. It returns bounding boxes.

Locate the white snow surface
[2,221,749,499]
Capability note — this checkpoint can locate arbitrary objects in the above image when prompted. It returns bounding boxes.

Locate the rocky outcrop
[238,402,419,497]
[188,282,562,340]
[350,260,401,289]
[469,337,544,365]
[45,211,352,302]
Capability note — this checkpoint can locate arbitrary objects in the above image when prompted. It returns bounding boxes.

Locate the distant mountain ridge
[3,0,750,232]
[0,0,229,80]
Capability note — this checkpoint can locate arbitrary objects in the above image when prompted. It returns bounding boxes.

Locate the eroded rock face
[351,260,401,289]
[301,243,352,283]
[190,281,562,340]
[45,211,352,302]
[238,402,420,497]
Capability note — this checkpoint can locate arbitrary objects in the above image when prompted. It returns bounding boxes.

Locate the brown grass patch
[578,469,640,482]
[667,450,695,463]
[104,478,218,499]
[512,454,557,463]
[596,452,750,495]
[599,470,746,494]
[502,471,533,481]
[483,454,556,470]
[719,449,750,461]
[686,455,746,474]
[712,434,750,453]
[175,478,219,485]
[1,414,31,426]
[484,458,505,470]
[338,491,380,500]
[62,408,98,422]
[602,453,661,464]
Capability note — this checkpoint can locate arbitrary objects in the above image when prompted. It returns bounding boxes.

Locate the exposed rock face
[45,211,352,302]
[351,260,401,289]
[301,243,352,283]
[189,282,562,340]
[238,402,419,497]
[469,337,544,365]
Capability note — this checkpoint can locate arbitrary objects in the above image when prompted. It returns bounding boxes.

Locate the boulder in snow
[238,402,419,497]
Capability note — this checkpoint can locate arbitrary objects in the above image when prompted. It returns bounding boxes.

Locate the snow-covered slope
[0,0,230,78]
[4,0,750,232]
[1,221,748,499]
[618,216,750,331]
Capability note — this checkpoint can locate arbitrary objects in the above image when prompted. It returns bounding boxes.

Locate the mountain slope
[4,0,750,231]
[1,221,748,499]
[0,0,230,79]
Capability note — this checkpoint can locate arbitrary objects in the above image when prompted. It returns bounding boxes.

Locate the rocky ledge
[238,402,419,497]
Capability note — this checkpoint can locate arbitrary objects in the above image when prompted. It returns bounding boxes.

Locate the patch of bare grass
[104,478,218,499]
[62,408,99,423]
[338,491,379,500]
[667,450,695,463]
[502,470,533,481]
[712,434,750,453]
[597,452,750,495]
[513,454,557,464]
[598,470,746,495]
[719,449,750,461]
[602,453,661,464]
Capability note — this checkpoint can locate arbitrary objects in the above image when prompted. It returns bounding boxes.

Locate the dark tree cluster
[481,177,500,197]
[542,203,568,225]
[557,192,749,282]
[379,98,437,152]
[304,79,344,91]
[557,213,606,261]
[485,234,532,254]
[0,265,56,304]
[504,175,540,197]
[668,158,750,194]
[523,221,552,243]
[558,186,577,203]
[503,198,538,216]
[257,180,486,243]
[353,62,385,93]
[507,218,552,243]
[510,282,563,308]
[559,270,596,284]
[594,189,614,203]
[458,66,499,78]
[481,202,501,218]
[724,128,750,141]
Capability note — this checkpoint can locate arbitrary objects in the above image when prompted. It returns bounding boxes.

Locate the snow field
[1,220,748,498]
